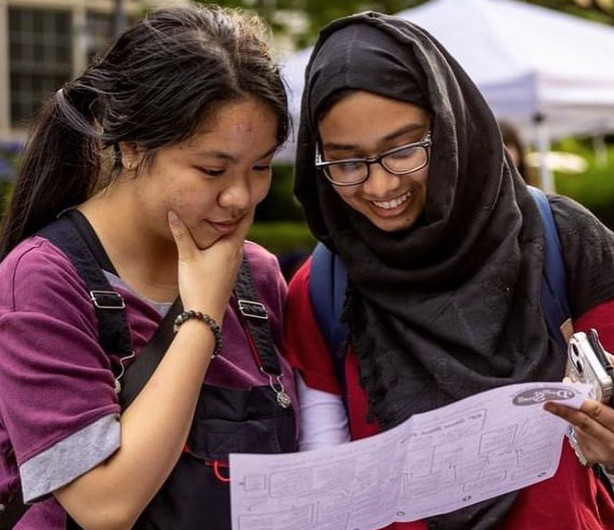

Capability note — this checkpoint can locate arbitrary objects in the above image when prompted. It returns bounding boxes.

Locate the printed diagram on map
[230,382,591,530]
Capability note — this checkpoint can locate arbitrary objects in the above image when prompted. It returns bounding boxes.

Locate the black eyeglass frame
[315,132,432,187]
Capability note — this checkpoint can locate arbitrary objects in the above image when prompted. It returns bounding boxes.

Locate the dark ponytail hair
[0,5,289,260]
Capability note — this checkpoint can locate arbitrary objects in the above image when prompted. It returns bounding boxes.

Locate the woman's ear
[118,142,142,171]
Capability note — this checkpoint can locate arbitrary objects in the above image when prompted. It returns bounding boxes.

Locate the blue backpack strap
[309,243,349,396]
[528,186,572,354]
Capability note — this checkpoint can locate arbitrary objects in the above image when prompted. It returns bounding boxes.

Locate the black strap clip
[237,299,268,320]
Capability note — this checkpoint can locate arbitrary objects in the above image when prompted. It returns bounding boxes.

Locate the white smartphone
[565,329,614,404]
[564,329,614,465]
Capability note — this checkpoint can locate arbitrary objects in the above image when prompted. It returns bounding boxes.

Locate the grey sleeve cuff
[20,413,121,503]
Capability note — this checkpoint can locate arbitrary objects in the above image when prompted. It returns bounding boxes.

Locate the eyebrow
[193,145,278,163]
[322,123,428,153]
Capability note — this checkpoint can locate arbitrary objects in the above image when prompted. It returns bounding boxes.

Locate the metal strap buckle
[237,299,268,320]
[89,290,126,310]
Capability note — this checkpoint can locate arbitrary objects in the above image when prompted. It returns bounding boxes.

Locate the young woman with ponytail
[0,6,297,530]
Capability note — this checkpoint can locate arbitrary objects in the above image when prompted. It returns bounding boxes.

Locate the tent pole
[533,113,555,193]
[593,134,608,167]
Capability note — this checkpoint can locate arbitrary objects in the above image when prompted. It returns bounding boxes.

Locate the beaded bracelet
[173,310,223,357]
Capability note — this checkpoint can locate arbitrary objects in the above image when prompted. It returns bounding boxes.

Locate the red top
[285,257,614,530]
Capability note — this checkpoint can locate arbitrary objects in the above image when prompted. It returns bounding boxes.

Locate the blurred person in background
[499,119,532,185]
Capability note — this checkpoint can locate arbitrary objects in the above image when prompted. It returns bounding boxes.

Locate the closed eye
[387,146,418,160]
[253,164,272,172]
[338,161,363,171]
[197,167,225,177]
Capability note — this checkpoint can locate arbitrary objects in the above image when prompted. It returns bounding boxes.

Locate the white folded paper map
[230,382,592,530]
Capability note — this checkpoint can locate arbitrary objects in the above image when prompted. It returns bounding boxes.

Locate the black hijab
[294,12,566,530]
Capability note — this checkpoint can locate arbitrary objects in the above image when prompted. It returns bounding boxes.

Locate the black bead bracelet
[173,310,223,357]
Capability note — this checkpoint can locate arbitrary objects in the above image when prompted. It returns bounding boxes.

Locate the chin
[376,216,419,232]
[193,234,219,250]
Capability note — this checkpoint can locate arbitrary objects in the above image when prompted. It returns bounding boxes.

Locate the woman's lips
[208,219,241,235]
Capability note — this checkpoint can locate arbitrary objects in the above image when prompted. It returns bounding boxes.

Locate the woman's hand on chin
[167,209,254,322]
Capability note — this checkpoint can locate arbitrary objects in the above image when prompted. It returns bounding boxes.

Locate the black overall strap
[119,297,182,409]
[0,491,27,530]
[234,258,281,375]
[123,257,283,409]
[39,211,187,406]
[37,211,133,357]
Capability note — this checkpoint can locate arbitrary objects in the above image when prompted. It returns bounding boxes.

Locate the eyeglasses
[315,132,432,187]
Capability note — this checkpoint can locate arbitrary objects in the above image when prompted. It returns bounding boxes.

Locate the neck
[79,183,179,303]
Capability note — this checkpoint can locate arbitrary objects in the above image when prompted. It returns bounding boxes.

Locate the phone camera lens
[571,343,580,358]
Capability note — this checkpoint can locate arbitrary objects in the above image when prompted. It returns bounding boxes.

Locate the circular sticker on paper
[512,386,577,406]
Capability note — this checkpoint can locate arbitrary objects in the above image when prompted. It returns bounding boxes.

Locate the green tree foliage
[525,0,613,24]
[555,138,614,228]
[205,0,613,50]
[212,0,428,47]
[0,180,12,223]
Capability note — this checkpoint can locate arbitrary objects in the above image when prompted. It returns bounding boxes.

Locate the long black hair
[0,5,289,260]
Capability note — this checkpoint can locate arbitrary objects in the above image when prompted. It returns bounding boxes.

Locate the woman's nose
[361,163,401,198]
[219,177,251,211]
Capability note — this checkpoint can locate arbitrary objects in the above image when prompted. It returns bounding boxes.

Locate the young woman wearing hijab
[0,6,297,530]
[284,12,614,530]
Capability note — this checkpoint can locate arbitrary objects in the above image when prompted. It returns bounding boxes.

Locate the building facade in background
[0,0,189,143]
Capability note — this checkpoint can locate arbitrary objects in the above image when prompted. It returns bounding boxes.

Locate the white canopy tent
[276,0,614,192]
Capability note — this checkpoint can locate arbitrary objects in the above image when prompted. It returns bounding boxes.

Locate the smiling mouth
[371,189,413,210]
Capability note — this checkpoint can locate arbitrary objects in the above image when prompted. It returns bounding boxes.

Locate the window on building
[85,11,114,64]
[8,7,73,128]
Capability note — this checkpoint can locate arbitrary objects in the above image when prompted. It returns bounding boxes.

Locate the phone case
[565,330,614,404]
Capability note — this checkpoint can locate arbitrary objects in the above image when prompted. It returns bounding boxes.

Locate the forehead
[318,91,429,148]
[196,97,278,139]
[172,97,278,157]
